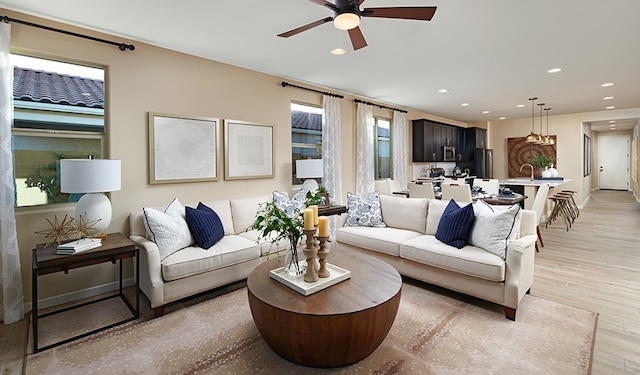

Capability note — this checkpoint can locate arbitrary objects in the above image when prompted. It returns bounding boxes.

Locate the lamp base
[302,179,319,192]
[75,193,112,234]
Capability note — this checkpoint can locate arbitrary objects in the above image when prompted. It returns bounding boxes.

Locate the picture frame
[584,134,591,177]
[148,112,219,184]
[224,119,274,180]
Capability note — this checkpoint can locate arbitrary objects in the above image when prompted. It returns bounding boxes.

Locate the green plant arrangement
[530,154,556,170]
[250,191,321,275]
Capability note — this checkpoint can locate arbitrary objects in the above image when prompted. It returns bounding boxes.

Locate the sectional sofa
[335,193,537,320]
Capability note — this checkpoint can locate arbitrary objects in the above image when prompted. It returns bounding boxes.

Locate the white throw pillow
[143,198,194,260]
[469,201,521,259]
[344,192,386,228]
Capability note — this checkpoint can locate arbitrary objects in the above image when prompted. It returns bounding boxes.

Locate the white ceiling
[2,0,639,131]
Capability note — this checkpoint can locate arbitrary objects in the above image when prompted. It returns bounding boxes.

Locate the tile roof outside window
[13,67,104,109]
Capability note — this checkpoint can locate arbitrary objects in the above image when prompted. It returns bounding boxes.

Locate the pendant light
[526,97,542,143]
[544,107,555,145]
[536,103,547,144]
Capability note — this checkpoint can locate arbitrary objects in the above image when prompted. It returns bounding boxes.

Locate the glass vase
[284,245,306,277]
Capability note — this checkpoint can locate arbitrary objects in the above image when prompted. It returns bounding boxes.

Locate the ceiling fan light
[334,12,360,30]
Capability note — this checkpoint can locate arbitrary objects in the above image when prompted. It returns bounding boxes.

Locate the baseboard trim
[24,278,136,313]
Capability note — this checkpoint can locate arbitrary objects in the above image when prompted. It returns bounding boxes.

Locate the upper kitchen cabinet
[412,119,462,162]
[460,127,488,162]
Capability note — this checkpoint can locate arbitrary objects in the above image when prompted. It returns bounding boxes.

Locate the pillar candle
[318,216,329,237]
[303,208,315,230]
[309,205,319,226]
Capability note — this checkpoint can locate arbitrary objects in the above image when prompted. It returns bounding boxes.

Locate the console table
[318,204,347,216]
[31,232,139,353]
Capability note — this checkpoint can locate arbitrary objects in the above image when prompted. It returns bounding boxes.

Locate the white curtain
[0,23,24,324]
[322,95,343,237]
[356,102,374,197]
[392,110,408,191]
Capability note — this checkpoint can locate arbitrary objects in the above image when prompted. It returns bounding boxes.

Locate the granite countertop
[500,178,572,187]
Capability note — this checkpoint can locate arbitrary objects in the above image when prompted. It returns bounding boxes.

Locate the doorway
[598,135,630,190]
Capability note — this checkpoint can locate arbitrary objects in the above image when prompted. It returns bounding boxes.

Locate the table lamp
[60,158,121,237]
[296,159,323,192]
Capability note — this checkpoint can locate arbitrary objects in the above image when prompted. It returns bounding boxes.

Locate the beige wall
[488,108,640,206]
[4,9,461,308]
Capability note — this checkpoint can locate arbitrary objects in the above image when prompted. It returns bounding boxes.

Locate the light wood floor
[2,189,639,374]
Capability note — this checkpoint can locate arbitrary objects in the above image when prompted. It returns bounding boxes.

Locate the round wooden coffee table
[247,251,402,368]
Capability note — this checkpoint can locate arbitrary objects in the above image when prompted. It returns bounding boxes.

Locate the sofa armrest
[129,234,165,307]
[503,234,537,309]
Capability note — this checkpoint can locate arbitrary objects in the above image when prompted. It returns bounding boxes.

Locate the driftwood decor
[507,136,557,178]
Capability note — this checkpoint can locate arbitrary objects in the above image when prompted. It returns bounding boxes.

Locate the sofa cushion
[143,198,194,260]
[273,189,306,218]
[469,201,521,259]
[379,195,429,234]
[344,191,386,227]
[185,203,225,249]
[400,236,506,282]
[230,195,271,234]
[200,199,235,235]
[426,199,452,235]
[161,235,260,282]
[435,200,476,249]
[336,226,422,257]
[238,230,289,256]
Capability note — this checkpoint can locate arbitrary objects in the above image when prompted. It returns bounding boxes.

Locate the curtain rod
[354,98,407,113]
[1,15,135,51]
[281,81,343,99]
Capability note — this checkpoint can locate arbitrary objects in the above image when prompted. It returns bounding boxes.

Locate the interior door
[598,135,630,190]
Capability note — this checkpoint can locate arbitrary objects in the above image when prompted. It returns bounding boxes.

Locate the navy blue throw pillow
[435,200,476,249]
[185,203,225,249]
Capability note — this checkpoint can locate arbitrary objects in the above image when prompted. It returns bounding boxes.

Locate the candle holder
[303,228,319,283]
[316,236,330,278]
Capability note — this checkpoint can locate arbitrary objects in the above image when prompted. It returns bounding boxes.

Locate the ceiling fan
[277,0,437,50]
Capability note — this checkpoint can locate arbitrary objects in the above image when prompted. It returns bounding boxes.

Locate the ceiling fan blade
[308,0,338,11]
[277,17,333,38]
[348,26,367,50]
[362,6,437,21]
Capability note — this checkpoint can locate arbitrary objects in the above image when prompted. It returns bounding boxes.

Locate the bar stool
[546,195,572,231]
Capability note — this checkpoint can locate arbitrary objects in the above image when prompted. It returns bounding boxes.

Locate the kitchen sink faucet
[519,163,535,181]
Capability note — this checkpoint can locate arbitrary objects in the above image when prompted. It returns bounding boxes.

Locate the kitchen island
[500,178,573,209]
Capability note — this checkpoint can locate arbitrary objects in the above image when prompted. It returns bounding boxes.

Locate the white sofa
[129,194,284,317]
[335,194,537,320]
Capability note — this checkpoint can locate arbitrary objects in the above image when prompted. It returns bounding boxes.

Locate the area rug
[26,280,597,374]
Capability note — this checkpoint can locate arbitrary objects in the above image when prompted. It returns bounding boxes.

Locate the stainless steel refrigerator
[474,148,493,179]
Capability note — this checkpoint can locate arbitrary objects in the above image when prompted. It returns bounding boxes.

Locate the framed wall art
[224,119,273,180]
[148,112,220,184]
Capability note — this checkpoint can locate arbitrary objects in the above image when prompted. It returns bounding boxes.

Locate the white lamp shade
[60,159,121,193]
[334,12,360,30]
[296,159,323,179]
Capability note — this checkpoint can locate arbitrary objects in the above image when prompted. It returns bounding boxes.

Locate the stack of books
[56,238,102,255]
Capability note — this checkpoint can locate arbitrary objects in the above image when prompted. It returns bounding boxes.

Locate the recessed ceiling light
[601,82,614,87]
[438,88,449,93]
[516,104,525,108]
[603,96,614,100]
[609,120,616,123]
[547,68,562,73]
[482,110,490,114]
[606,106,615,110]
[461,103,469,106]
[330,48,346,55]
[499,117,506,120]
[609,124,616,127]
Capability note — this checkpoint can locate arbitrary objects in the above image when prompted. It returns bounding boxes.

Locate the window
[374,117,392,179]
[11,54,105,207]
[291,103,322,186]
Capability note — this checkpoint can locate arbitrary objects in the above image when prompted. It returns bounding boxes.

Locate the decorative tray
[270,262,351,296]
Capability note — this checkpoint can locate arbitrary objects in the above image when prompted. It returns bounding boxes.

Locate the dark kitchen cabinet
[412,119,462,162]
[459,127,488,163]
